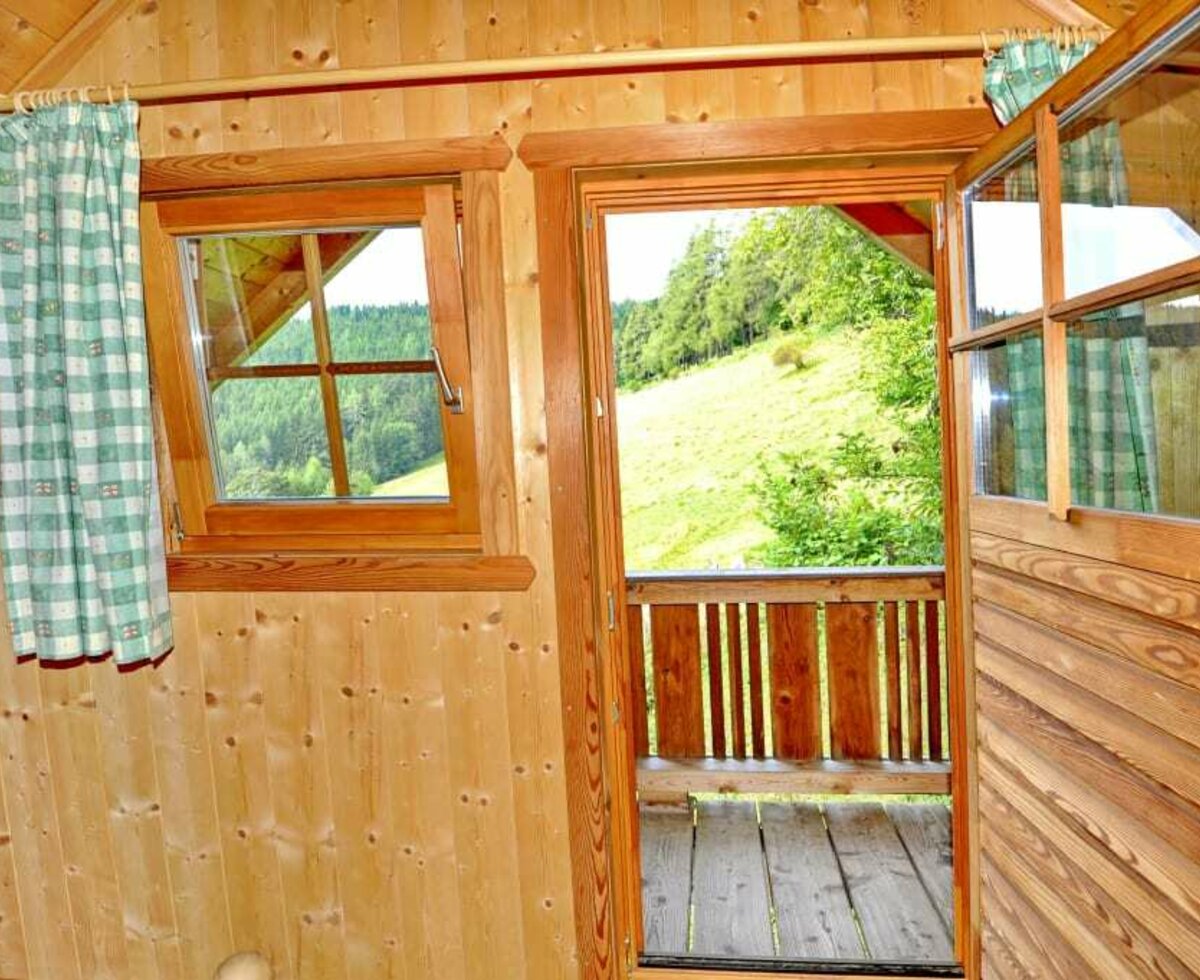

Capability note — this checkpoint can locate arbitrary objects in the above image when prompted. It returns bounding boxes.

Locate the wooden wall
[969,517,1200,978]
[0,2,1054,978]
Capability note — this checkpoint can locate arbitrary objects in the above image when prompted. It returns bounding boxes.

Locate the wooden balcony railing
[625,567,951,799]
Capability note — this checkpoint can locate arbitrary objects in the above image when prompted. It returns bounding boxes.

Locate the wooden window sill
[166,552,535,592]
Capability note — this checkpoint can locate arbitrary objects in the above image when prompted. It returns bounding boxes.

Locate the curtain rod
[0,28,1107,113]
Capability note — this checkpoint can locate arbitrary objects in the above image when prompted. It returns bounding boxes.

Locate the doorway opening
[581,181,962,972]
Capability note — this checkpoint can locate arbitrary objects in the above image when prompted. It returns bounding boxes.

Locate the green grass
[371,452,448,497]
[616,332,897,571]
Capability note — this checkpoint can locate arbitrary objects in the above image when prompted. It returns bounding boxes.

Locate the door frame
[521,110,995,980]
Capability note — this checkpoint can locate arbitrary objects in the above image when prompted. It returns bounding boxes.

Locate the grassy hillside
[383,332,894,570]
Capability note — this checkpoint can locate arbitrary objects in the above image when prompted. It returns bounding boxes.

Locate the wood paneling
[971,523,1200,976]
[0,1,1069,977]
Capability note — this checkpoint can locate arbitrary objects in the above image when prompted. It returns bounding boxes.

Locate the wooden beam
[520,108,999,170]
[626,567,945,605]
[142,136,512,195]
[12,0,136,91]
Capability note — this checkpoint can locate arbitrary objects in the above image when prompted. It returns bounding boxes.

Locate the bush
[771,336,811,371]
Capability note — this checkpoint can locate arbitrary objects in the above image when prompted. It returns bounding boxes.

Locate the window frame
[144,179,483,552]
[950,0,1200,574]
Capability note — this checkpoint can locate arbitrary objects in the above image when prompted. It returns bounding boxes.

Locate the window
[971,330,1047,500]
[1067,284,1200,519]
[964,144,1042,329]
[144,181,482,550]
[1058,23,1200,297]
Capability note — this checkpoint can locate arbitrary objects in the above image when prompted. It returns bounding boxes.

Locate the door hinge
[595,395,605,418]
[611,699,620,725]
[624,934,634,976]
[606,590,616,631]
[934,201,946,252]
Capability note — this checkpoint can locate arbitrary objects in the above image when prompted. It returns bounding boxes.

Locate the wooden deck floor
[640,800,954,964]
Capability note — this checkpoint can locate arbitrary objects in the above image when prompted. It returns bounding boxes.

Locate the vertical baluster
[905,601,923,760]
[628,603,649,757]
[825,602,881,760]
[705,604,726,759]
[925,599,943,760]
[767,603,820,761]
[726,604,746,759]
[883,602,902,760]
[747,604,765,759]
[650,605,705,757]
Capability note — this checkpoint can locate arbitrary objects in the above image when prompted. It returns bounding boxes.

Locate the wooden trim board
[142,135,512,195]
[520,109,999,170]
[166,553,535,592]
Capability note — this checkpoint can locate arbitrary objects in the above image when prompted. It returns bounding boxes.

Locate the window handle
[430,345,465,415]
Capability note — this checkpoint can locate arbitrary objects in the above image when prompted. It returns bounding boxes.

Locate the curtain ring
[79,85,94,105]
[123,82,130,102]
[106,85,114,105]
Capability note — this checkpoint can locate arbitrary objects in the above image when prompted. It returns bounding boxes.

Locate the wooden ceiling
[0,0,102,90]
[0,0,1153,98]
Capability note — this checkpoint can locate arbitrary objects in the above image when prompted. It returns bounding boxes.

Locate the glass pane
[185,234,318,369]
[1068,284,1200,519]
[1060,30,1200,296]
[318,227,434,362]
[966,146,1043,328]
[337,373,448,499]
[209,376,333,499]
[971,330,1047,499]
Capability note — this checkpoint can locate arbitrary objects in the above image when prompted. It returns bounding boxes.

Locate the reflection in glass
[1059,30,1200,296]
[337,374,448,498]
[1068,285,1200,519]
[972,331,1047,499]
[185,234,318,369]
[318,227,434,363]
[965,147,1043,329]
[209,377,332,498]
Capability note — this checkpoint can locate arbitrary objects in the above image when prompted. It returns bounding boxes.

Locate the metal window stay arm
[430,345,465,414]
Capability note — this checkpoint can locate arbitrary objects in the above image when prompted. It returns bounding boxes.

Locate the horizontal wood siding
[972,528,1200,977]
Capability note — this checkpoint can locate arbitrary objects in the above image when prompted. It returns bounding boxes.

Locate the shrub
[771,336,811,371]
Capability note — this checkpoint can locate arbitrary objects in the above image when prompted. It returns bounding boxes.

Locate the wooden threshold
[166,552,535,592]
[637,759,951,798]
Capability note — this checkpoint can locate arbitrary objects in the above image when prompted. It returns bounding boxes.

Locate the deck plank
[639,805,694,954]
[760,803,865,960]
[825,803,954,962]
[691,801,774,957]
[886,803,954,936]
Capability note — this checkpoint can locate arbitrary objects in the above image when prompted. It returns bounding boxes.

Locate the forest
[612,207,943,567]
[210,302,444,498]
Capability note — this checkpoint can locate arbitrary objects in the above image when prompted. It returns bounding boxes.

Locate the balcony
[627,566,955,965]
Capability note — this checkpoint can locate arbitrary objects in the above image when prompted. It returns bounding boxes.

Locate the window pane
[337,373,448,498]
[185,234,318,369]
[971,331,1047,499]
[209,377,333,499]
[318,227,434,363]
[1060,31,1200,296]
[1068,285,1200,519]
[966,147,1043,328]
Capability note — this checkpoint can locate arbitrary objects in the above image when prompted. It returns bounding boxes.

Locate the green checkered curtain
[1005,335,1048,500]
[0,102,172,666]
[1068,319,1159,512]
